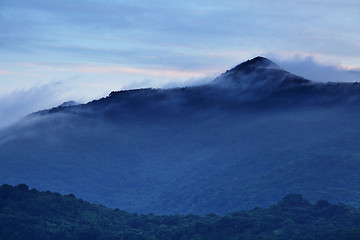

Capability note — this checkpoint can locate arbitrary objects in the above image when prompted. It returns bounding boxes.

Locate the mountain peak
[212,57,309,91]
[58,101,79,107]
[232,56,280,71]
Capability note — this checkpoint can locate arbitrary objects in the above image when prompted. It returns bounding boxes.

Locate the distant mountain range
[1,57,360,215]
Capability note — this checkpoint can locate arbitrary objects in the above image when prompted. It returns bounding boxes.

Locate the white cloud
[271,55,360,83]
[0,82,71,129]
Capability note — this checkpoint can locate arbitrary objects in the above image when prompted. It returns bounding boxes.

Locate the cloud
[0,63,214,130]
[2,0,359,70]
[0,82,71,129]
[16,61,219,90]
[271,55,360,83]
[70,65,210,79]
[0,70,10,75]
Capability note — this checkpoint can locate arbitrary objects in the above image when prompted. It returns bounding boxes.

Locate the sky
[0,0,360,126]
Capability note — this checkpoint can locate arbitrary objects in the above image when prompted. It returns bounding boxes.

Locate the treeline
[1,184,360,240]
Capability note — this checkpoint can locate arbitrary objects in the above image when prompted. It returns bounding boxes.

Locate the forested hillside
[1,184,360,240]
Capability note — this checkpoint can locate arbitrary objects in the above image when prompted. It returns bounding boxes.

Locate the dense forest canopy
[1,184,360,240]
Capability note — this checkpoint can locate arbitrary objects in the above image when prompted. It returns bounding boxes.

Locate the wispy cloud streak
[0,82,69,128]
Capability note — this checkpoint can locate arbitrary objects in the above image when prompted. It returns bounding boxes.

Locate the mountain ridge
[1,57,360,215]
[33,57,359,118]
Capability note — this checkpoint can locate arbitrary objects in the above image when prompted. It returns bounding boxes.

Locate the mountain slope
[0,57,360,214]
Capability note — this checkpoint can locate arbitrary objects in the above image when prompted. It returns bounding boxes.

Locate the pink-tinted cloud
[20,62,216,80]
[0,70,10,75]
[76,66,211,79]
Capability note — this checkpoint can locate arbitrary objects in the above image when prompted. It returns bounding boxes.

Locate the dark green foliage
[1,184,359,240]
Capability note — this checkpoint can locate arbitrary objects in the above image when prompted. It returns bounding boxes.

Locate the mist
[1,86,360,214]
[0,82,74,129]
[272,55,360,83]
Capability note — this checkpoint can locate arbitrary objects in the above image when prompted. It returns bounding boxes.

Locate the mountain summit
[212,56,309,93]
[232,56,281,70]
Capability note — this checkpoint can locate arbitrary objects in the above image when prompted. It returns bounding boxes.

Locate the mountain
[1,57,360,215]
[213,56,308,89]
[1,184,360,240]
[58,101,79,107]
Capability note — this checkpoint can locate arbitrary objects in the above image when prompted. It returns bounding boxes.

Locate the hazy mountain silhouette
[1,57,360,214]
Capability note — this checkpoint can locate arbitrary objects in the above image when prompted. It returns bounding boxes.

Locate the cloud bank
[271,56,360,83]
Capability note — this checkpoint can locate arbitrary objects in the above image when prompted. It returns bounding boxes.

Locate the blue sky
[0,0,360,125]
